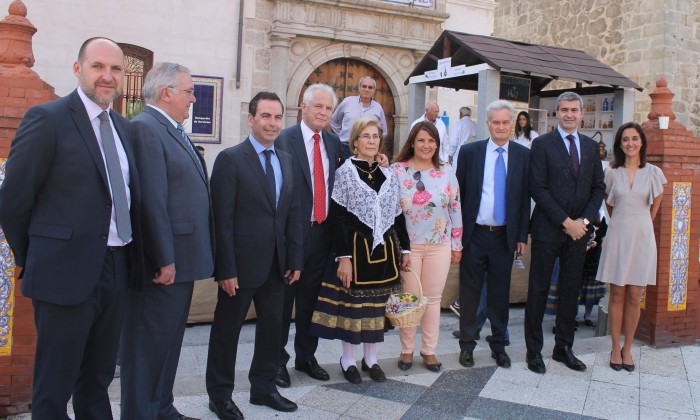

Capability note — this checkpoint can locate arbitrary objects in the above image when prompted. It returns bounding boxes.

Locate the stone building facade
[493,0,700,136]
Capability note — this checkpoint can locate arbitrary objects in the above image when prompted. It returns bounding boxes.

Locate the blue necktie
[177,124,205,176]
[493,147,506,225]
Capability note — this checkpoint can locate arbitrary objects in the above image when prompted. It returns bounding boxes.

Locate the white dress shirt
[77,87,131,246]
[476,138,509,226]
[300,120,330,220]
[449,116,477,158]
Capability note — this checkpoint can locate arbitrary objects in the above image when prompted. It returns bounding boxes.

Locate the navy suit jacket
[210,138,303,287]
[275,124,342,260]
[456,139,530,253]
[0,90,144,304]
[529,129,605,243]
[131,106,214,282]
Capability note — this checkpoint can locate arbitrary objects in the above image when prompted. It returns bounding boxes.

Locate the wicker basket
[386,268,428,328]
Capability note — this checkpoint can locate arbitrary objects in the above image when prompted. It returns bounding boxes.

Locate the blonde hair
[349,117,384,155]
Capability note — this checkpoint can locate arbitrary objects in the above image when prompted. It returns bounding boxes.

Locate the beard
[81,80,121,108]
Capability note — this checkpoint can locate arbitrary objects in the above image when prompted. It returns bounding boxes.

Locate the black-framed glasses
[168,86,196,97]
[413,171,425,191]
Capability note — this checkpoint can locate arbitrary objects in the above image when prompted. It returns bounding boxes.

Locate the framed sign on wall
[184,75,223,144]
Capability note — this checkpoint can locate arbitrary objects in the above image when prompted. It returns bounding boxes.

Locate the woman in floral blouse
[391,122,463,372]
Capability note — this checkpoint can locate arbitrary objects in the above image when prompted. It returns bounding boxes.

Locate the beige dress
[596,164,666,286]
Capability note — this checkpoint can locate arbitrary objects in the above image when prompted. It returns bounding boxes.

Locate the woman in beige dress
[596,122,666,372]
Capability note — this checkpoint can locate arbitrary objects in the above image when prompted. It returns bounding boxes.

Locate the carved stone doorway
[297,58,396,157]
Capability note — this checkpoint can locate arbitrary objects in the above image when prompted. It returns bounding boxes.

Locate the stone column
[476,68,500,140]
[0,1,57,415]
[269,32,294,124]
[407,83,426,125]
[636,77,700,347]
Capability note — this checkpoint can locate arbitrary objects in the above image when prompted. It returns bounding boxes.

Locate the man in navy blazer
[455,100,530,369]
[524,91,605,374]
[0,38,143,418]
[273,83,342,386]
[120,63,214,419]
[206,92,303,418]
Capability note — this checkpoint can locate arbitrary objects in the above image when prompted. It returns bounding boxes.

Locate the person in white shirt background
[448,106,477,163]
[410,101,449,163]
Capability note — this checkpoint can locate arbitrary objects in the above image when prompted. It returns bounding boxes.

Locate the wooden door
[298,59,396,157]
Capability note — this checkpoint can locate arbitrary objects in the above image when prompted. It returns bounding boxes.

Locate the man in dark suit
[524,91,605,374]
[0,37,143,418]
[455,100,530,369]
[120,62,214,419]
[206,92,303,419]
[273,83,342,387]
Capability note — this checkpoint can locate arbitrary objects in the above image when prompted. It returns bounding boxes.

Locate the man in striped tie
[454,100,531,369]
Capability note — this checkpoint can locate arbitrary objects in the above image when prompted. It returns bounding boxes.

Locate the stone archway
[286,42,412,155]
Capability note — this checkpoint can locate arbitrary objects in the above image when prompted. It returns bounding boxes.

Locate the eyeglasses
[360,84,375,90]
[413,171,425,191]
[359,133,381,140]
[168,86,196,97]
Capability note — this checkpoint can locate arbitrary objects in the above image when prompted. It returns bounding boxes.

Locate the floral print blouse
[391,162,463,251]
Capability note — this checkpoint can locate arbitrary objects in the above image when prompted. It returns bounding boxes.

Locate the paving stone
[586,380,639,405]
[479,378,535,405]
[529,374,589,414]
[343,395,410,419]
[640,346,687,379]
[590,363,640,388]
[582,397,639,420]
[639,405,699,420]
[640,372,692,397]
[640,387,695,415]
[298,386,363,414]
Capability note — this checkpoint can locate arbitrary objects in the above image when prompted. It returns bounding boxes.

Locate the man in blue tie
[454,100,530,368]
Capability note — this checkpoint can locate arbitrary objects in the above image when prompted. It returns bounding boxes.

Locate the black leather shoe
[459,349,474,367]
[621,351,635,372]
[420,352,442,372]
[341,360,362,384]
[491,351,511,368]
[398,353,413,371]
[526,352,546,374]
[609,352,623,371]
[452,330,480,340]
[208,398,244,420]
[274,365,290,388]
[250,391,297,412]
[361,358,386,382]
[295,360,330,381]
[552,346,586,371]
[485,335,510,346]
[178,415,200,420]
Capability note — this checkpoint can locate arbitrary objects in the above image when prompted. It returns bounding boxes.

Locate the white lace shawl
[332,159,402,252]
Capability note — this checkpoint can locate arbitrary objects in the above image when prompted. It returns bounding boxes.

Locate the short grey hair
[460,107,471,117]
[485,100,515,121]
[556,91,584,110]
[303,83,338,109]
[143,62,191,104]
[426,100,439,112]
[358,76,376,88]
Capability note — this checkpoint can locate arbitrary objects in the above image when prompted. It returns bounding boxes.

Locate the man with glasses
[455,100,530,369]
[120,62,214,419]
[331,76,388,159]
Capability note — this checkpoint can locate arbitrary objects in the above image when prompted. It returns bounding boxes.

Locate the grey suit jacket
[456,139,531,253]
[131,106,214,282]
[210,138,303,288]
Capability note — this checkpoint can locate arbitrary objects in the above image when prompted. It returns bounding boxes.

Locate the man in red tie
[274,83,341,386]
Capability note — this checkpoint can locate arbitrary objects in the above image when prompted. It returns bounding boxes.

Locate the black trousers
[32,247,128,420]
[279,222,332,366]
[458,228,513,353]
[120,280,195,420]
[524,238,587,354]
[206,257,285,401]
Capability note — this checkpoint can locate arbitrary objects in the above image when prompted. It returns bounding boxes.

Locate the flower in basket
[386,293,420,315]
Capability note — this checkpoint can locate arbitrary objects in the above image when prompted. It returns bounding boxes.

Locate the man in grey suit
[206,92,303,419]
[0,37,143,418]
[120,63,214,419]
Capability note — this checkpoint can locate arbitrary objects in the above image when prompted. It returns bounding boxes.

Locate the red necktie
[313,133,326,223]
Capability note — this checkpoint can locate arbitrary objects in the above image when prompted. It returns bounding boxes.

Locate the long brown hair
[611,122,647,169]
[393,122,442,168]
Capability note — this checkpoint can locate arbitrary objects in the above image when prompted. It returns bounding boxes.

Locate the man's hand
[516,242,527,255]
[375,153,389,168]
[154,263,176,285]
[400,254,411,271]
[337,258,353,288]
[284,269,301,285]
[218,277,239,297]
[562,217,588,241]
[450,250,462,265]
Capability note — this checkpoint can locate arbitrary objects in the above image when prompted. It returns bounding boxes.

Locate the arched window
[113,43,153,120]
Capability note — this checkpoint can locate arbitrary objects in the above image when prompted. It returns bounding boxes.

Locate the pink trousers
[399,242,452,355]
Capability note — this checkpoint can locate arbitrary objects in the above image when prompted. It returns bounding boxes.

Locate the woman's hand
[400,253,411,271]
[337,257,353,288]
[450,250,462,265]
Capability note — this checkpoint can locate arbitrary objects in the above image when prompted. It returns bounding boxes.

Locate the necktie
[566,134,580,177]
[493,147,506,226]
[263,149,277,207]
[177,124,205,176]
[312,133,326,223]
[98,111,132,242]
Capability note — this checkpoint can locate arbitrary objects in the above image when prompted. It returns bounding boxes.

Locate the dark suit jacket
[131,106,214,282]
[529,130,605,243]
[456,139,530,252]
[210,138,303,287]
[275,124,343,258]
[0,90,144,304]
